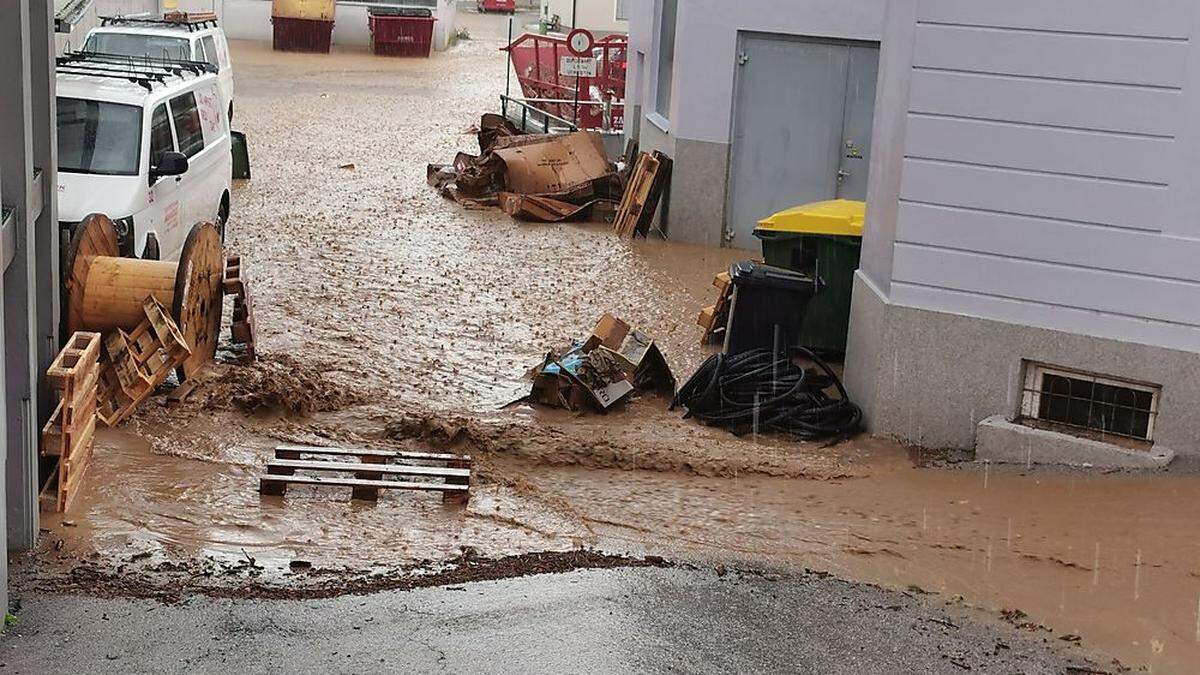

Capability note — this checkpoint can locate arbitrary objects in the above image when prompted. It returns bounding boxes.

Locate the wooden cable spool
[64,213,226,382]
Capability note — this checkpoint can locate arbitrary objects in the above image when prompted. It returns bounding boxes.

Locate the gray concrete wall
[0,0,59,613]
[845,272,1200,458]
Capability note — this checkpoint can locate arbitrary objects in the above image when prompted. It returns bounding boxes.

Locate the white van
[83,14,236,122]
[56,52,232,261]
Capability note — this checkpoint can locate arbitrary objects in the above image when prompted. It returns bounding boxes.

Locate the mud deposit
[26,30,1200,675]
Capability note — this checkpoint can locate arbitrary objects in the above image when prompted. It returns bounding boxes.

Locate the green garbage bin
[754,199,864,356]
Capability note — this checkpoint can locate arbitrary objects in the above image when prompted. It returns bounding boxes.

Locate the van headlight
[114,216,135,257]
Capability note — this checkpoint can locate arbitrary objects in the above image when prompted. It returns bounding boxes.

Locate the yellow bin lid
[756,199,865,237]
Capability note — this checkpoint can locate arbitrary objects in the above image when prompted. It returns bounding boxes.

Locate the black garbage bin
[723,261,821,355]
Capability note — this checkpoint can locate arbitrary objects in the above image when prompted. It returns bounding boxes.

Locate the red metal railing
[503,32,627,131]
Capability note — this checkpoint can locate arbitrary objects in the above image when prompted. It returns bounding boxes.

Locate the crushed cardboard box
[526,314,675,413]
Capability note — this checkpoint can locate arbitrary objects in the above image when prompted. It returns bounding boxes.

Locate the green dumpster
[754,199,864,356]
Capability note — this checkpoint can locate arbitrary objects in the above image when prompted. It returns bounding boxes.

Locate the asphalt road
[0,566,1092,674]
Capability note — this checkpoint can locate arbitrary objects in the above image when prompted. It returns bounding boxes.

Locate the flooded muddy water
[29,29,1200,674]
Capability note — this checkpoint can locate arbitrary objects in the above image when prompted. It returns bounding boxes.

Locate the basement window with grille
[1019,363,1160,442]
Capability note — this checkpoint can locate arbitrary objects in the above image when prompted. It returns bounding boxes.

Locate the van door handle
[174,177,182,183]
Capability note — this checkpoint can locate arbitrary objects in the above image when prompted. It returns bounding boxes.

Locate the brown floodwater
[34,30,1200,675]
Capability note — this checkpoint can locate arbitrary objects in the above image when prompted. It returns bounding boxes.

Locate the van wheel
[142,234,160,261]
[217,193,231,242]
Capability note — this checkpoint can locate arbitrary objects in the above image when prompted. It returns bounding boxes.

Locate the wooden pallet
[698,271,733,344]
[614,151,662,237]
[97,297,192,427]
[224,255,257,361]
[40,331,102,513]
[260,445,472,504]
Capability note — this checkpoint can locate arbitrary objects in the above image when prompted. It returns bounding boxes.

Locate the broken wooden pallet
[260,444,472,504]
[697,271,733,345]
[613,151,672,238]
[40,331,102,513]
[97,296,191,427]
[224,255,257,361]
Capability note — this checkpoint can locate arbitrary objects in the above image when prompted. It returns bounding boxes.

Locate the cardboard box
[494,132,612,195]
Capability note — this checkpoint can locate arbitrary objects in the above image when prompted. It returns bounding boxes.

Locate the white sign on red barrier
[559,56,598,78]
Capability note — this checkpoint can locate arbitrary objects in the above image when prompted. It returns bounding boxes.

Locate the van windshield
[85,33,191,60]
[57,98,143,176]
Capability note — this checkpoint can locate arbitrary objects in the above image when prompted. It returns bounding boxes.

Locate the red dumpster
[272,16,334,53]
[369,7,436,58]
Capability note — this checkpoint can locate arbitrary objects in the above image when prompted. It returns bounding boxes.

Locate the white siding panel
[909,70,1181,136]
[891,244,1200,326]
[894,202,1200,281]
[899,160,1168,231]
[904,114,1174,184]
[913,24,1187,88]
[889,282,1200,354]
[916,0,1193,40]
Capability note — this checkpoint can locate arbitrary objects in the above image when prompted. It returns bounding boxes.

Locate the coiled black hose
[671,348,863,443]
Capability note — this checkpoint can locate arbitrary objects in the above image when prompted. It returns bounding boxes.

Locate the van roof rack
[57,51,216,92]
[99,12,219,32]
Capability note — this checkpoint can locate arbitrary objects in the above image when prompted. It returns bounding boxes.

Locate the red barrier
[505,32,626,131]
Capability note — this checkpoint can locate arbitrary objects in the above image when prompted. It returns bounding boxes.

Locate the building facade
[2,0,61,612]
[845,0,1200,464]
[625,0,887,248]
[542,0,628,36]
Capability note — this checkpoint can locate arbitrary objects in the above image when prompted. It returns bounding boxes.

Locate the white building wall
[624,0,886,244]
[861,0,1200,355]
[543,0,627,36]
[661,0,885,144]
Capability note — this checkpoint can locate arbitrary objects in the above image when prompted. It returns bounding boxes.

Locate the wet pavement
[21,19,1200,675]
[0,566,1095,674]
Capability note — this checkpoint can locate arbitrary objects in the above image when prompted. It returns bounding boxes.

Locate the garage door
[726,34,880,248]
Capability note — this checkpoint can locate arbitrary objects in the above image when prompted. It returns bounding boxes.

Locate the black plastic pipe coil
[671,348,863,443]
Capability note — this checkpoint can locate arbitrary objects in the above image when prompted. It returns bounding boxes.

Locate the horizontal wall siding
[908,71,1181,136]
[916,0,1192,40]
[904,114,1174,184]
[891,0,1200,347]
[913,24,1188,87]
[899,160,1168,232]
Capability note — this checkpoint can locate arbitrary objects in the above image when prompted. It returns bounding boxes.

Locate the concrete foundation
[663,137,730,247]
[844,272,1200,460]
[975,416,1174,470]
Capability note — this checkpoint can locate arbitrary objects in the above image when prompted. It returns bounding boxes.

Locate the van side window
[215,35,230,68]
[201,36,220,69]
[149,103,174,166]
[171,92,205,158]
[193,40,205,63]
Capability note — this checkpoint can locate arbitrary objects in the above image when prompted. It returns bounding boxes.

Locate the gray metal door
[727,35,879,248]
[836,46,879,200]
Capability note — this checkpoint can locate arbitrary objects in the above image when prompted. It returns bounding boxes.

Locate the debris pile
[428,114,623,222]
[526,314,675,412]
[672,348,862,444]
